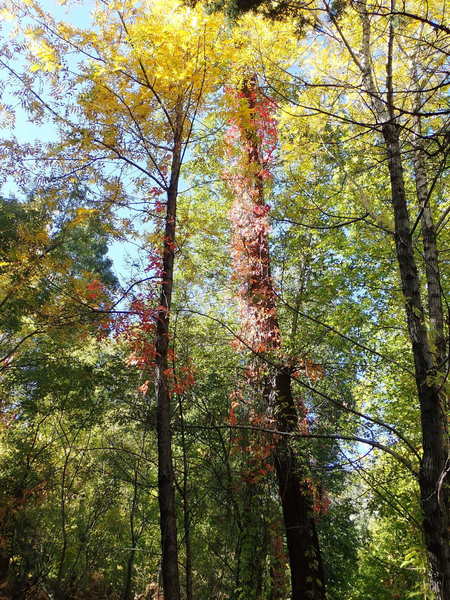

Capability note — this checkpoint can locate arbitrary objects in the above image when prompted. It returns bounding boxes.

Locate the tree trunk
[274,368,326,600]
[123,550,136,600]
[382,122,450,600]
[154,137,182,600]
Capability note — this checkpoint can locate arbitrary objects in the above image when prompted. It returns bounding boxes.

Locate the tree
[1,2,242,596]
[0,188,121,597]
[224,77,326,599]
[207,0,449,595]
[1,1,448,598]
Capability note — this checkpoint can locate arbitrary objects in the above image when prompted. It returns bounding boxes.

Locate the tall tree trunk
[226,77,326,600]
[273,369,325,600]
[355,4,450,595]
[154,130,182,600]
[382,122,450,600]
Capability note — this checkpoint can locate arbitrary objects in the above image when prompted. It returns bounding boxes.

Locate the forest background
[0,1,448,600]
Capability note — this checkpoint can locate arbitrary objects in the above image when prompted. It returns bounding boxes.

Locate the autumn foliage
[225,82,280,356]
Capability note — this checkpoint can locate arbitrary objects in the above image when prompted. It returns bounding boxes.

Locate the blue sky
[2,0,144,285]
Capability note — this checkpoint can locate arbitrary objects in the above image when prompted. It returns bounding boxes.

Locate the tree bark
[154,130,182,600]
[273,368,326,600]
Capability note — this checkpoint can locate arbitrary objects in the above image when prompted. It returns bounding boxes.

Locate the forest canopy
[0,1,448,599]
